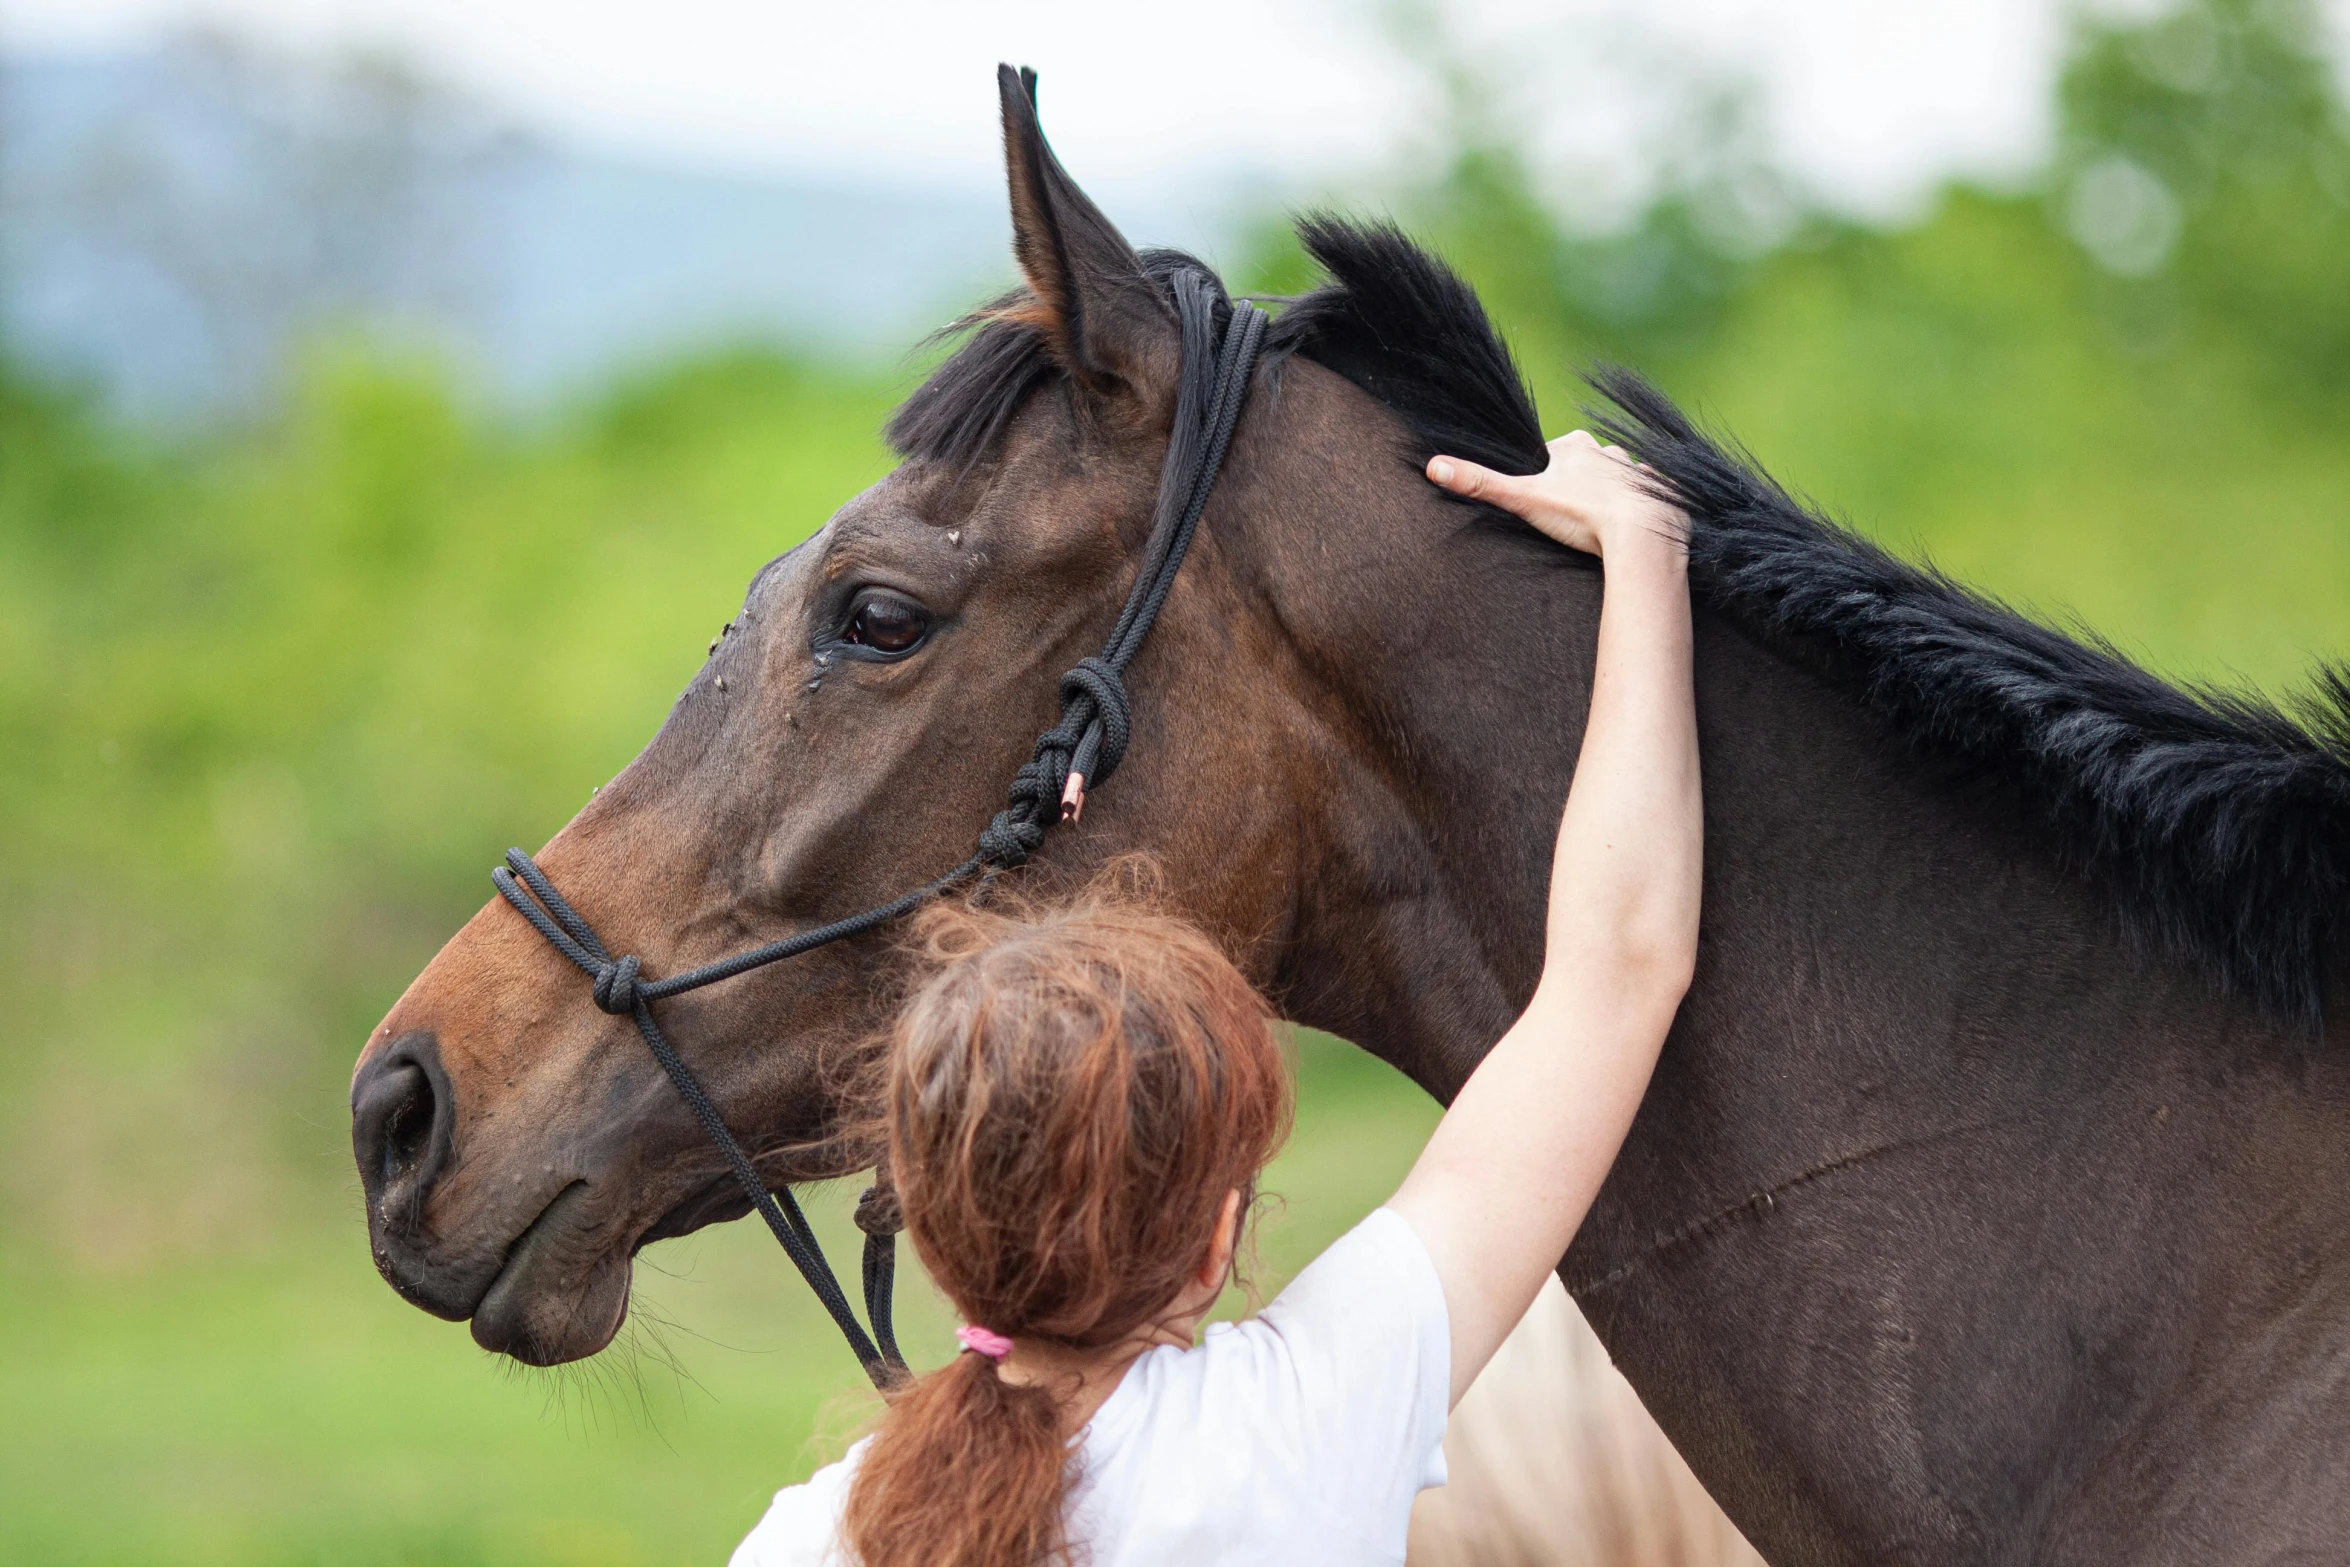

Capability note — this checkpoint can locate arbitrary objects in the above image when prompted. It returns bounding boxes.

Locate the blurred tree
[2,30,523,421]
[2056,0,2350,393]
[1356,0,1798,405]
[1349,0,2350,417]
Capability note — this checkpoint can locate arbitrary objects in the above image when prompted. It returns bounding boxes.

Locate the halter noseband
[493,272,1267,1388]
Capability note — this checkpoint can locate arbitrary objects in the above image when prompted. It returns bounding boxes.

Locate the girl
[734,431,1700,1567]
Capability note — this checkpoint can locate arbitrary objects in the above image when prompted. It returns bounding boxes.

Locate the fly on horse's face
[349,74,1414,1367]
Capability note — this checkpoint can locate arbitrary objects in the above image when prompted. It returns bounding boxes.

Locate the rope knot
[592,953,642,1015]
[1056,656,1131,820]
[977,755,1064,868]
[854,1180,903,1237]
[977,806,1047,869]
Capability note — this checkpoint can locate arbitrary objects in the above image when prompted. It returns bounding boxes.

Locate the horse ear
[997,64,1168,396]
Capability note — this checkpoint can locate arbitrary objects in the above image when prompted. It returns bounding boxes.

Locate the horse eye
[844,594,929,654]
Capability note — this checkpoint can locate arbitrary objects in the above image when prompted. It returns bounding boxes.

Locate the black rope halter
[493,271,1267,1389]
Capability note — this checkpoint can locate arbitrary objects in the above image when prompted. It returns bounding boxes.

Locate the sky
[4,0,2109,219]
[13,0,2350,218]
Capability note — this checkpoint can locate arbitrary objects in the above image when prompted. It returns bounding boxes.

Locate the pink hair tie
[956,1325,1014,1362]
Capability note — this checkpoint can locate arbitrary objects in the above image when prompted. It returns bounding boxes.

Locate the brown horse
[354,68,2350,1561]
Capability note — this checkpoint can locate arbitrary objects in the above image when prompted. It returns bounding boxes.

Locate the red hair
[840,880,1292,1567]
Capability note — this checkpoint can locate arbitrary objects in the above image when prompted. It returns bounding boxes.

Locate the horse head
[350,67,1565,1366]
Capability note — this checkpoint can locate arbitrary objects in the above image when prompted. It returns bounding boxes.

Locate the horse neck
[1244,469,1602,1095]
[1259,481,2350,1554]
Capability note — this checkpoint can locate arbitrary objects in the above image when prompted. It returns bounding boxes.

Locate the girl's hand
[1426,431,1685,561]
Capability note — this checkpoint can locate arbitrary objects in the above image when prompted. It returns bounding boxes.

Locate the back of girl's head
[842,878,1292,1567]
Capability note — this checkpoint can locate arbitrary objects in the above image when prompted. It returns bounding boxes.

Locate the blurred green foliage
[2,0,2347,1560]
[1365,0,2350,690]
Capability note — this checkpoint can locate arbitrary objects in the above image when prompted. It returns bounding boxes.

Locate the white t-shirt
[730,1206,1451,1567]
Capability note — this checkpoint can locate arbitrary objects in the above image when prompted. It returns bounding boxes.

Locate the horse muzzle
[352,1026,629,1361]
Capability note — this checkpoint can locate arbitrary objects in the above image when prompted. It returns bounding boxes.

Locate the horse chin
[469,1181,634,1366]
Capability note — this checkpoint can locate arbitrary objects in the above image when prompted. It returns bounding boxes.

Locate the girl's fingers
[1426,455,1519,503]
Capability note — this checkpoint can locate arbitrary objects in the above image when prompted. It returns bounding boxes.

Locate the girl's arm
[1388,431,1701,1406]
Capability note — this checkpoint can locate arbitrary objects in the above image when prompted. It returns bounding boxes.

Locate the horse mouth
[469,1181,634,1365]
[464,1172,753,1365]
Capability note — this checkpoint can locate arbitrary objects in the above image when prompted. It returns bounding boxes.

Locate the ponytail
[839,873,1291,1567]
[843,1351,1072,1567]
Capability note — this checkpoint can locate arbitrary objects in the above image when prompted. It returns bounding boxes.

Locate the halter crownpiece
[492,272,1266,1390]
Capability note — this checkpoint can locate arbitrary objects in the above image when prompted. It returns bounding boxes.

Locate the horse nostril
[380,1066,434,1187]
[353,1032,454,1223]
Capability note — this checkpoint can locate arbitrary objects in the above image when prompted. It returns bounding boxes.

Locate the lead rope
[493,274,1265,1390]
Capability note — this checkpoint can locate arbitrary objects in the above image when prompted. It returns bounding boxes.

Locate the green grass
[0,1039,1437,1567]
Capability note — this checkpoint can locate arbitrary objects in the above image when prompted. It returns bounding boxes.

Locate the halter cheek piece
[494,273,1267,1389]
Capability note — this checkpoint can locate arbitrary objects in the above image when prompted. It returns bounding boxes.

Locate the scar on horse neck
[1566,1120,1998,1299]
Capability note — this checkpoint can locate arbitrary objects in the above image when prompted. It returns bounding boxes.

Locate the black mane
[889,214,2350,1027]
[1590,370,2350,1030]
[1266,215,1548,479]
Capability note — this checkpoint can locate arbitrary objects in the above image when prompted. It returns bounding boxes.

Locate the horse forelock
[887,249,1231,470]
[887,218,1549,484]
